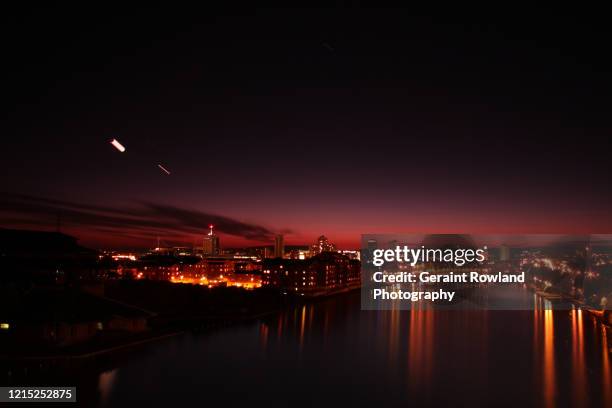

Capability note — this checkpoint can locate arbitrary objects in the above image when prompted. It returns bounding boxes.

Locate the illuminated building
[111,253,137,261]
[288,249,310,260]
[262,252,360,294]
[145,256,264,288]
[311,235,336,255]
[203,224,220,256]
[138,255,182,281]
[338,250,360,260]
[274,234,285,258]
[152,246,174,256]
[173,247,194,256]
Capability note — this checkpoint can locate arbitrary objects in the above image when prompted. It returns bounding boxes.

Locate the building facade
[203,225,220,256]
[274,234,284,258]
[262,252,360,294]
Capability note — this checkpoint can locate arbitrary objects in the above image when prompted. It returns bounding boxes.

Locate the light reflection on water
[543,303,556,408]
[572,307,587,407]
[9,291,610,407]
[406,303,434,393]
[97,368,117,406]
[601,324,611,406]
[94,293,610,407]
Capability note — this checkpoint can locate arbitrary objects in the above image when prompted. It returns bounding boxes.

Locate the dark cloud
[0,192,279,244]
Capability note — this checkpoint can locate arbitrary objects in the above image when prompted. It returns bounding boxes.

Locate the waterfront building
[262,252,360,294]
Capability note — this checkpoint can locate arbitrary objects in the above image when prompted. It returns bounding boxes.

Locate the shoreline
[0,286,360,362]
[3,286,609,363]
[0,308,284,362]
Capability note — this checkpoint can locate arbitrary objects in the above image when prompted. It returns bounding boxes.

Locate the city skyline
[2,190,612,250]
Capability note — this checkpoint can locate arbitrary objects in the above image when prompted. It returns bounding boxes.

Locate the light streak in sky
[158,164,171,175]
[110,139,126,152]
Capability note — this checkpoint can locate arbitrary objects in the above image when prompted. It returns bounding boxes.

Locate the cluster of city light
[112,254,137,261]
[99,232,362,292]
[520,251,610,282]
[521,255,570,273]
[99,251,138,261]
[592,253,612,267]
[520,253,578,275]
[168,271,262,289]
[532,276,553,289]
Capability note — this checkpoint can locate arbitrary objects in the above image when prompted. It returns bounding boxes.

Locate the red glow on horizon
[4,198,612,250]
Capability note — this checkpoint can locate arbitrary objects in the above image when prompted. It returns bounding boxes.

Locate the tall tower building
[274,234,284,258]
[203,224,220,256]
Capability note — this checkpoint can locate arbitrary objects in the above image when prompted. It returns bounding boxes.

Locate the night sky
[3,6,612,249]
